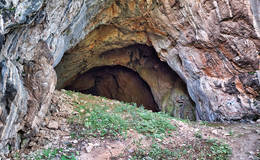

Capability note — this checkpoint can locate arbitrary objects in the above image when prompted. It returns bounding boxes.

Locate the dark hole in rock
[65,65,160,112]
[56,44,196,120]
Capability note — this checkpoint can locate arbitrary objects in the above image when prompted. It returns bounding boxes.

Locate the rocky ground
[6,90,260,160]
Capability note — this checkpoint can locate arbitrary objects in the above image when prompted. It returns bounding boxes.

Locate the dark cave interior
[57,44,195,119]
[65,65,159,111]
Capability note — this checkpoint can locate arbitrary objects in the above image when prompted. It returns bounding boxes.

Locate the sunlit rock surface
[0,0,259,154]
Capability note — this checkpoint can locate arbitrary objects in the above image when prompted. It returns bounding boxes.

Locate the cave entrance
[56,44,196,120]
[65,65,159,112]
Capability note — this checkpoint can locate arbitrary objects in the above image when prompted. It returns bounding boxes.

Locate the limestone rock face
[0,0,259,154]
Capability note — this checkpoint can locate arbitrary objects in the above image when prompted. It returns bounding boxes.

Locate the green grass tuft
[23,148,76,160]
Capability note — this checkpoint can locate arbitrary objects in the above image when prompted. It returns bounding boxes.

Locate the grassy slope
[66,90,231,160]
[19,90,234,160]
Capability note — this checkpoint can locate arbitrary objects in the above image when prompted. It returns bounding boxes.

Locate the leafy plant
[65,90,75,97]
[131,142,178,160]
[71,103,128,139]
[24,148,76,160]
[131,138,231,160]
[206,139,232,160]
[128,106,176,139]
[199,121,209,126]
[194,132,202,139]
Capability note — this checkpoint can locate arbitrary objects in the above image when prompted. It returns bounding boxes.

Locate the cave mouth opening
[56,44,196,120]
[65,65,160,112]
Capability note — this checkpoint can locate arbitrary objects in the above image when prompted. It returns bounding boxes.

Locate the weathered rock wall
[0,0,259,154]
[149,0,260,121]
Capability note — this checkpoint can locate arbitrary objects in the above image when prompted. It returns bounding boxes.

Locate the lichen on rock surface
[0,0,259,155]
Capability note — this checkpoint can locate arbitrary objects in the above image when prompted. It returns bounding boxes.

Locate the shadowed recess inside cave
[56,44,196,120]
[66,65,159,111]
